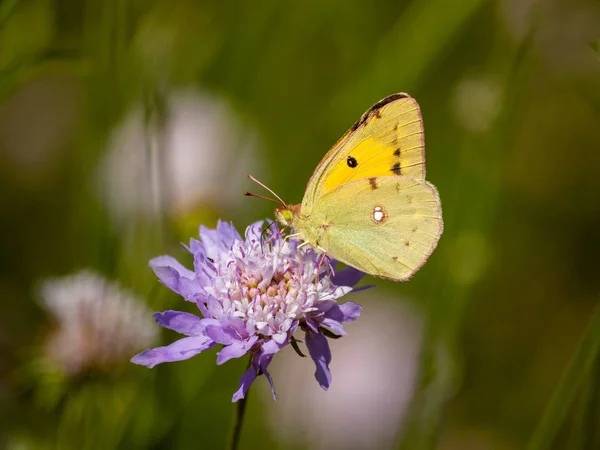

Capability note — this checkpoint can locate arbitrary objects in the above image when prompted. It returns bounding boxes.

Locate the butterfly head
[275,204,301,228]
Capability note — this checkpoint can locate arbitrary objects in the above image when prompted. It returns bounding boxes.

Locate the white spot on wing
[371,205,387,223]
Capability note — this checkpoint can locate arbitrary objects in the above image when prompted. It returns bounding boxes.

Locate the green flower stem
[229,359,252,450]
[528,300,600,450]
[229,393,249,450]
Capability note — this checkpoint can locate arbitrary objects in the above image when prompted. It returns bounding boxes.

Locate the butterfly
[251,93,443,281]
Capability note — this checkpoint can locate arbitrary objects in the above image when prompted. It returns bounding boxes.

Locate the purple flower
[131,220,364,402]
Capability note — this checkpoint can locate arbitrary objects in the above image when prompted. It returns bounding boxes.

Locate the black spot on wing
[347,156,358,168]
[394,148,401,157]
[404,241,410,247]
[392,256,398,261]
[369,177,378,190]
[350,93,410,131]
[391,162,402,175]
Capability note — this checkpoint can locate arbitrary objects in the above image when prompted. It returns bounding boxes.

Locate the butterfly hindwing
[305,176,442,280]
[302,93,425,212]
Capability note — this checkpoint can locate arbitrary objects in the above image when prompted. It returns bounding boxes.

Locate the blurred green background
[1,0,600,448]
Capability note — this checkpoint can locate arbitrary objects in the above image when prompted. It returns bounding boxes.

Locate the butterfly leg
[316,247,329,272]
[284,233,302,242]
[297,241,311,249]
[313,246,333,285]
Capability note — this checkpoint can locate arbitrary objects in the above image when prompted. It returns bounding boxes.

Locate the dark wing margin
[350,93,410,132]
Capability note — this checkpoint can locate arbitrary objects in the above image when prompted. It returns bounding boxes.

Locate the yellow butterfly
[254,93,443,281]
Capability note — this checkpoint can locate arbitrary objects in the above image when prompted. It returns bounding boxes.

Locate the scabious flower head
[40,270,157,375]
[131,220,364,402]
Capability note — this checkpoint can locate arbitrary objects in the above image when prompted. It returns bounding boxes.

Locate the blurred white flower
[98,88,261,223]
[268,293,423,450]
[500,0,541,41]
[39,270,157,375]
[452,76,502,134]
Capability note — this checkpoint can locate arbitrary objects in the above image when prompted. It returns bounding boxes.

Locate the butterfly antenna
[261,220,279,240]
[244,191,282,205]
[246,174,287,207]
[259,220,280,252]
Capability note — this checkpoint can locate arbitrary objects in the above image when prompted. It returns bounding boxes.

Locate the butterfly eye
[346,156,358,168]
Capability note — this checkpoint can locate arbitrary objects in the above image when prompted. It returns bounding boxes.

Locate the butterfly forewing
[302,93,425,212]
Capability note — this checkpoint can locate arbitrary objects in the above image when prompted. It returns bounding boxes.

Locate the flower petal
[232,361,258,402]
[244,221,265,243]
[217,220,243,245]
[153,311,205,336]
[205,325,236,345]
[259,354,277,400]
[219,315,249,337]
[272,332,288,345]
[149,256,198,300]
[131,336,214,368]
[319,318,346,336]
[288,320,299,336]
[304,317,319,333]
[199,220,240,256]
[315,300,335,315]
[351,284,376,293]
[305,331,332,390]
[205,316,249,345]
[231,345,278,402]
[205,295,224,318]
[332,285,353,299]
[332,266,365,288]
[193,294,211,317]
[324,301,363,323]
[261,337,287,356]
[216,335,259,365]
